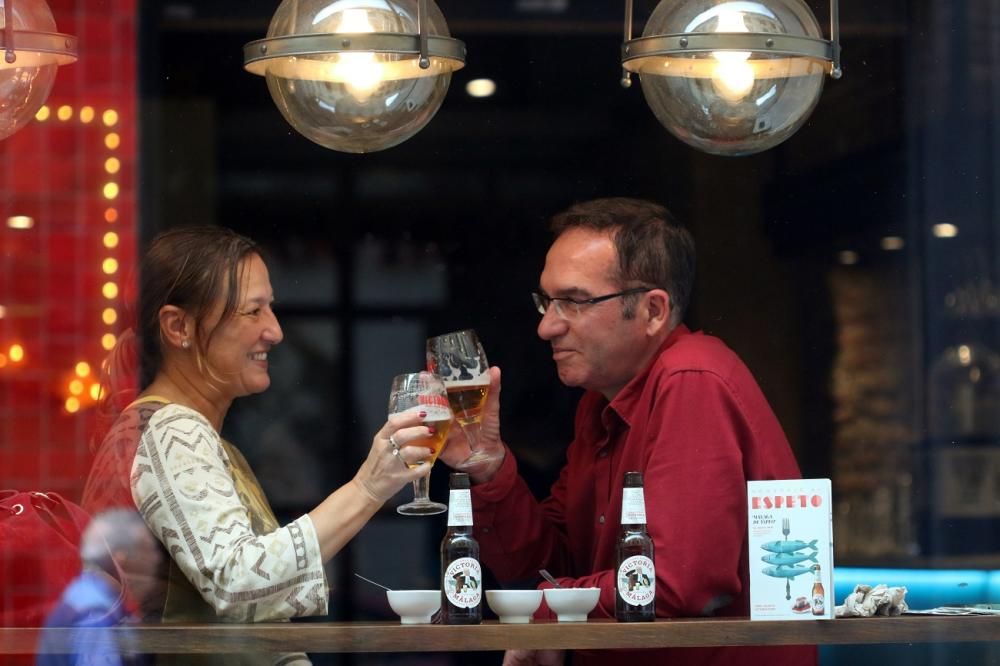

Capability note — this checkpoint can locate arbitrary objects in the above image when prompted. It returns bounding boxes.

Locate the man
[441,197,816,666]
[38,509,162,666]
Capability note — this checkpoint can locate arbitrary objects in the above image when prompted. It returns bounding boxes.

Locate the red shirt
[473,325,817,666]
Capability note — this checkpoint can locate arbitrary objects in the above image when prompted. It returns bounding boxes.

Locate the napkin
[835,583,909,617]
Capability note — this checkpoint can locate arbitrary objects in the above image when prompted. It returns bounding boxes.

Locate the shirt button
[598,515,605,524]
[598,450,608,459]
[482,527,490,533]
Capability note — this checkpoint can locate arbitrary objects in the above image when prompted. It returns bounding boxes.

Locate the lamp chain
[418,0,430,69]
[4,0,16,64]
[620,0,633,88]
[830,0,842,78]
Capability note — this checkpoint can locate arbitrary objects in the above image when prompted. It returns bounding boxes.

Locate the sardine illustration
[762,565,811,579]
[761,551,819,566]
[760,539,818,554]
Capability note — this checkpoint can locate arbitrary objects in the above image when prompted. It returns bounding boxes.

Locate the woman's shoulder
[139,403,229,461]
[142,402,213,431]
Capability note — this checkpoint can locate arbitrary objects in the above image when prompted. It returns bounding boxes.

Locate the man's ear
[158,305,191,349]
[644,289,671,336]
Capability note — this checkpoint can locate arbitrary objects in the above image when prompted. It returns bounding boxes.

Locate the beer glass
[426,329,497,468]
[388,372,453,516]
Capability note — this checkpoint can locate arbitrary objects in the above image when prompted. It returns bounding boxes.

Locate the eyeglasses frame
[532,287,655,320]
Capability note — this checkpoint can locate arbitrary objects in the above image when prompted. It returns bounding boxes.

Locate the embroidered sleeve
[131,405,328,622]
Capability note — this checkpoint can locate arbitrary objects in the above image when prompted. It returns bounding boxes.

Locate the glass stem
[412,472,431,504]
[461,421,481,453]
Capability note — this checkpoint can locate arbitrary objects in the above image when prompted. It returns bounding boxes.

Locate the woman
[82,227,430,663]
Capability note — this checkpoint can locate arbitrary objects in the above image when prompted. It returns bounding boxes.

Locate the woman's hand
[353,411,435,504]
[312,412,436,561]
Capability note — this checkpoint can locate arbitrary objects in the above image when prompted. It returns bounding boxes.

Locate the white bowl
[543,587,601,622]
[386,590,440,624]
[486,589,544,624]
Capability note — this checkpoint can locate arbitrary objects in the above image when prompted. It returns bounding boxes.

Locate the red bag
[0,490,92,627]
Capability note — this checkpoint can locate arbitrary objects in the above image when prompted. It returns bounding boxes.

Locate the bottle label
[812,591,825,614]
[447,489,473,526]
[617,555,655,606]
[444,557,482,608]
[621,487,647,524]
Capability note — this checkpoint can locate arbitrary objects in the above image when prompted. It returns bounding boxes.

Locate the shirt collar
[600,323,690,429]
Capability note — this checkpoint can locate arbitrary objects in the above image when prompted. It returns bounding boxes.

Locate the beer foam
[442,376,489,388]
[395,404,452,420]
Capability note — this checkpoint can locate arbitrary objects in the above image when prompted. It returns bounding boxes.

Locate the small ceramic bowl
[486,589,544,623]
[386,590,440,624]
[542,587,601,622]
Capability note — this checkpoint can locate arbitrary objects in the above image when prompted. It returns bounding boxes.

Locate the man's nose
[537,305,567,341]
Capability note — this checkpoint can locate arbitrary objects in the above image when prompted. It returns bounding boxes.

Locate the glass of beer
[426,329,497,468]
[388,372,453,516]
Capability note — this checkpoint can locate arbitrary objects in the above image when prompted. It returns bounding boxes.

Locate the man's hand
[438,366,505,484]
[502,649,565,666]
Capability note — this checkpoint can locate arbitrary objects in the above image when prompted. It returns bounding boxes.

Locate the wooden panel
[4,616,1000,655]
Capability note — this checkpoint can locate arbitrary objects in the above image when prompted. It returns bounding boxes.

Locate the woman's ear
[644,289,672,336]
[159,305,191,349]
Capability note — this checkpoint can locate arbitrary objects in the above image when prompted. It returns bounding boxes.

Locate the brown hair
[550,197,695,325]
[138,227,259,388]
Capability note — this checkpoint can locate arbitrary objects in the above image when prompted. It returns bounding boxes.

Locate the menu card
[747,479,834,620]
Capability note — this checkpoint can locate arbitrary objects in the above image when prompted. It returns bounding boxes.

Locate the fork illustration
[782,518,791,600]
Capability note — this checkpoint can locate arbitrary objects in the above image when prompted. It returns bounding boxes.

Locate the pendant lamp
[244,0,465,154]
[621,0,842,156]
[0,0,78,141]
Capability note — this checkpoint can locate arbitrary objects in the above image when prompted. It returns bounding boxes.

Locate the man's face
[537,227,651,399]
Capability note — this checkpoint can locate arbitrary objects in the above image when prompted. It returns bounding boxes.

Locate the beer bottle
[811,564,826,616]
[440,472,482,624]
[615,471,655,622]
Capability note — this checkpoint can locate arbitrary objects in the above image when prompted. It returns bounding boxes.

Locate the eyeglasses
[531,288,653,320]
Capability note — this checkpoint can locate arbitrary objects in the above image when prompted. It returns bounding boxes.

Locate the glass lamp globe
[0,0,78,141]
[624,0,830,156]
[244,0,464,154]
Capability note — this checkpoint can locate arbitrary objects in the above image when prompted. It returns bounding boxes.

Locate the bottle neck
[621,486,647,525]
[447,488,474,528]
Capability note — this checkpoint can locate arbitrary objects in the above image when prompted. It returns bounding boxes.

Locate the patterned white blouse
[130,403,329,623]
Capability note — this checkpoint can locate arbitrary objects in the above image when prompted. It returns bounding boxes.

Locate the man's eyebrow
[552,287,592,299]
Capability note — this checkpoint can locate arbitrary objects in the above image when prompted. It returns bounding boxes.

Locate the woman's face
[199,253,283,400]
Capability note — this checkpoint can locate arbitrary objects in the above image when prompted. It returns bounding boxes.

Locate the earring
[181,339,191,350]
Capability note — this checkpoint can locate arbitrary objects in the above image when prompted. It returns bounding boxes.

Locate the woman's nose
[264,310,283,344]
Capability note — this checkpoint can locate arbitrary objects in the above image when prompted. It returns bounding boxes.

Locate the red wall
[0,0,137,499]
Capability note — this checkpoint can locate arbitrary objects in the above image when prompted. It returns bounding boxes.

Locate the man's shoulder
[654,328,744,378]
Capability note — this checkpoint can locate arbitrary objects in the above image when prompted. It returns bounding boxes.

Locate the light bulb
[330,9,384,101]
[329,53,384,101]
[711,10,755,102]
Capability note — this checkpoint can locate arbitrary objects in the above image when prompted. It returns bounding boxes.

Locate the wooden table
[4,615,1000,654]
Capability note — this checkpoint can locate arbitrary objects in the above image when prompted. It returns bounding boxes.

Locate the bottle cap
[624,471,643,487]
[450,472,471,489]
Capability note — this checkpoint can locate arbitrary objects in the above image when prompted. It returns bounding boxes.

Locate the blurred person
[440,198,816,666]
[37,508,161,666]
[82,227,432,665]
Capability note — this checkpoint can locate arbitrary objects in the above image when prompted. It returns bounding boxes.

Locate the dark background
[135,0,999,663]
